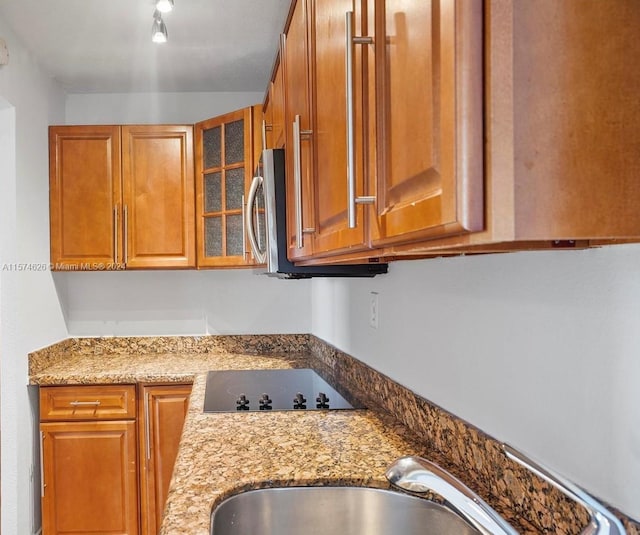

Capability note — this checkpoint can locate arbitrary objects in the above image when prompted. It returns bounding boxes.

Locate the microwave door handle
[246,175,267,264]
[255,198,263,252]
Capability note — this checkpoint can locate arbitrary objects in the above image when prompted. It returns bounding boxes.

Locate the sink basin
[210,486,482,535]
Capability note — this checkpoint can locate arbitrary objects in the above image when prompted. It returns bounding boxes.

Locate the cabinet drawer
[40,385,136,421]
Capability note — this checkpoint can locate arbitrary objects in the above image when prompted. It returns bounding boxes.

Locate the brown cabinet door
[310,0,368,256]
[195,108,255,267]
[138,385,191,535]
[41,421,139,535]
[270,55,286,149]
[121,125,195,269]
[49,125,122,270]
[283,0,316,260]
[368,0,484,247]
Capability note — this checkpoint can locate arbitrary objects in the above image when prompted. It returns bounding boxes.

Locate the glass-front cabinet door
[195,107,260,267]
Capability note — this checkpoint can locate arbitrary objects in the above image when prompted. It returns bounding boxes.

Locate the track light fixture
[155,0,174,13]
[151,10,168,43]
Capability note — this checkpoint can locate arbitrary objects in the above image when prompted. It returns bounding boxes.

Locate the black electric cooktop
[203,369,365,412]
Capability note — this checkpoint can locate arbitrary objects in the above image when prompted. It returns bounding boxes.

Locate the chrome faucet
[385,456,519,535]
[502,443,626,535]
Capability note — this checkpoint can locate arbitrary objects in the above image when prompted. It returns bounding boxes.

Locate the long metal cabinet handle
[262,119,268,151]
[39,431,46,497]
[503,444,626,535]
[293,115,304,249]
[123,204,128,265]
[69,400,101,407]
[246,175,267,264]
[346,11,375,229]
[144,391,151,460]
[113,206,119,264]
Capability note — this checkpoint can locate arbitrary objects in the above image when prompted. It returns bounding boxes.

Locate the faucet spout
[502,443,626,535]
[385,456,518,535]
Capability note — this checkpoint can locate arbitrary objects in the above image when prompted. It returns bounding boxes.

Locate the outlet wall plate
[0,38,9,66]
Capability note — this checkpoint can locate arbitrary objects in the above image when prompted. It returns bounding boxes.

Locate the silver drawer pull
[69,400,101,407]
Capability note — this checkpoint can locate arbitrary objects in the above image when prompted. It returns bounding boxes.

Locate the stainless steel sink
[210,486,483,535]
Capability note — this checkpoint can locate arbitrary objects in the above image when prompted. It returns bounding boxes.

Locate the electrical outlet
[369,291,379,329]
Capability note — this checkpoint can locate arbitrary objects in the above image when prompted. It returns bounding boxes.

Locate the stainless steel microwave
[246,149,387,278]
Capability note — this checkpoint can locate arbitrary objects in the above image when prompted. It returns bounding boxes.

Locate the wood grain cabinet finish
[365,0,484,247]
[386,0,640,258]
[40,384,136,421]
[276,0,640,264]
[195,107,258,267]
[49,126,122,269]
[276,0,483,262]
[39,385,139,535]
[263,54,286,150]
[121,126,195,269]
[282,0,316,260]
[308,0,369,256]
[49,125,195,270]
[138,384,191,535]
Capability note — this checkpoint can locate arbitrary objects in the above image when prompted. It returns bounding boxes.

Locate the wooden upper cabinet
[282,0,316,260]
[277,0,483,263]
[139,384,191,535]
[49,124,195,270]
[309,0,368,256]
[264,54,286,150]
[195,107,256,267]
[386,0,640,256]
[367,0,484,248]
[49,126,122,269]
[122,125,195,269]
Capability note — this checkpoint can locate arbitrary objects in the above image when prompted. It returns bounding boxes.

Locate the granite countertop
[29,344,434,535]
[29,336,640,535]
[161,374,432,535]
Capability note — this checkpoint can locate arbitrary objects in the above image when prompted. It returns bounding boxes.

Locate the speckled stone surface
[307,336,640,535]
[29,335,639,535]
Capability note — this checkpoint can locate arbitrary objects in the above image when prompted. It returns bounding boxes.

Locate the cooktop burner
[203,369,364,412]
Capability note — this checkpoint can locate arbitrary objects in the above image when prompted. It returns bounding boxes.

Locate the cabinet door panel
[283,0,315,260]
[41,421,139,535]
[139,385,191,535]
[49,126,122,269]
[369,0,483,246]
[311,0,368,255]
[195,108,256,267]
[122,125,195,269]
[271,57,286,149]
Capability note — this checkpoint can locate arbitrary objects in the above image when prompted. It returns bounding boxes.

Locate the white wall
[54,269,311,336]
[312,244,640,520]
[0,21,68,535]
[57,92,311,337]
[65,91,263,124]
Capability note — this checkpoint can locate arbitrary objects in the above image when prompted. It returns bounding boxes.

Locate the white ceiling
[0,0,290,93]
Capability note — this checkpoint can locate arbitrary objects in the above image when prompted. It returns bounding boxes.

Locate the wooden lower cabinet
[40,383,192,535]
[138,384,191,535]
[40,420,139,535]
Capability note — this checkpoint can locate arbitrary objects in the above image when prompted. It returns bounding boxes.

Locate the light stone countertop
[160,373,429,535]
[32,336,639,535]
[29,346,430,535]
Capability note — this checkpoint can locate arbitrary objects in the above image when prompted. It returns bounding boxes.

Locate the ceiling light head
[151,11,168,43]
[155,0,174,13]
